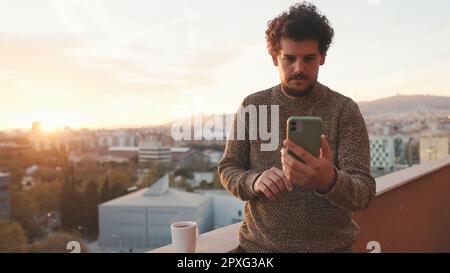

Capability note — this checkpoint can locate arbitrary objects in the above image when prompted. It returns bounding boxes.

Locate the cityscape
[1,94,449,252]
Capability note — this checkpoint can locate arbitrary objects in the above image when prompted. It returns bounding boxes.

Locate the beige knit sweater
[218,81,376,253]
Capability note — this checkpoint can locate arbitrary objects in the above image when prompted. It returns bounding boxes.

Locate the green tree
[100,177,112,203]
[107,170,133,199]
[0,220,27,253]
[28,179,63,214]
[140,168,161,188]
[199,180,210,189]
[212,174,224,190]
[33,166,63,183]
[174,168,192,178]
[60,174,83,231]
[140,162,168,188]
[10,191,43,241]
[82,180,99,239]
[182,180,194,192]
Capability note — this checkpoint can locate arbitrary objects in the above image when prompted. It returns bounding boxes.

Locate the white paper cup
[170,221,198,253]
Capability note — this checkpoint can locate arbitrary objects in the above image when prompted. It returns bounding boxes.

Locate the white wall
[206,193,244,229]
[98,201,214,251]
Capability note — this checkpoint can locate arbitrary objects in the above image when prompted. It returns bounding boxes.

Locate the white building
[420,137,449,163]
[370,136,395,172]
[98,130,138,148]
[138,140,171,165]
[98,174,214,252]
[98,174,245,252]
[195,190,244,229]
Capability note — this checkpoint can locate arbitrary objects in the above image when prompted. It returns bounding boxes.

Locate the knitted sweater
[218,82,376,253]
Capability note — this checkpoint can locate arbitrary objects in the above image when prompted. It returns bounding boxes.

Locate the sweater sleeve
[315,99,376,211]
[218,102,263,201]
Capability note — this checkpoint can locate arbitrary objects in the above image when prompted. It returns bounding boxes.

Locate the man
[218,2,375,253]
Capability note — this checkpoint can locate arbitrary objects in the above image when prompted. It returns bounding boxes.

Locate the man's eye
[283,57,295,62]
[305,56,315,61]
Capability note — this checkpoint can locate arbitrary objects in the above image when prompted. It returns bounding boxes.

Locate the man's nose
[293,59,305,74]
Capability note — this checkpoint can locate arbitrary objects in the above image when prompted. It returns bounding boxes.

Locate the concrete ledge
[376,155,450,196]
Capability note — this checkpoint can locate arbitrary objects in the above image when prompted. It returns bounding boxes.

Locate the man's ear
[271,54,279,66]
[320,53,326,65]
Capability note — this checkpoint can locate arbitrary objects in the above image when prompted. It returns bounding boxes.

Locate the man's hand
[253,167,293,201]
[280,134,336,194]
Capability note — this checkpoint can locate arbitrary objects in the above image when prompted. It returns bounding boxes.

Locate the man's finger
[271,167,293,192]
[260,182,275,201]
[266,170,286,193]
[283,139,315,163]
[282,157,309,183]
[281,147,310,175]
[262,177,281,196]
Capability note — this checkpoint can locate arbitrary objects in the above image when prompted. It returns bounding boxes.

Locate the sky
[1,0,449,131]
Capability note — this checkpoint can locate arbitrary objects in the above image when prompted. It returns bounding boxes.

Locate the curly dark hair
[265,2,334,56]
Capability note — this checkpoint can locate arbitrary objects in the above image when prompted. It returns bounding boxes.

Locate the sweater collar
[272,81,327,108]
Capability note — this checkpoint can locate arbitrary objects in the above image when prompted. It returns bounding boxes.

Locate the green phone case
[286,116,323,158]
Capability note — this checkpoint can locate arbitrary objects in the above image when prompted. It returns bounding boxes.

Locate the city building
[370,136,395,174]
[195,189,244,229]
[420,137,449,163]
[171,148,210,169]
[98,174,244,252]
[138,140,171,166]
[98,174,213,252]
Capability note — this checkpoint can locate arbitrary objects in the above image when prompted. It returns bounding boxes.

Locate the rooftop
[100,175,210,208]
[170,147,191,153]
[108,146,139,152]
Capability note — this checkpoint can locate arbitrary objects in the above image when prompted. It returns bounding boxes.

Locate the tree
[82,180,99,239]
[107,170,133,199]
[0,220,27,253]
[60,173,83,231]
[140,162,168,189]
[174,168,192,178]
[28,232,88,253]
[199,180,211,189]
[100,177,112,203]
[28,179,63,214]
[182,180,194,192]
[10,167,25,191]
[33,166,63,183]
[10,191,44,241]
[140,168,161,188]
[211,174,224,190]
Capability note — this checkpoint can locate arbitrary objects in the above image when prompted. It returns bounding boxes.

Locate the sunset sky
[1,0,450,131]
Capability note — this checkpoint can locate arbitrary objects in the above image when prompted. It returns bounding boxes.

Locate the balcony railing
[150,155,450,253]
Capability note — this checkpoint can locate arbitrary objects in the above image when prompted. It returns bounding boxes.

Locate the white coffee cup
[170,221,198,253]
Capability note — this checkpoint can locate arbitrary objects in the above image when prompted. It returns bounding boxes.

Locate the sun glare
[34,111,82,132]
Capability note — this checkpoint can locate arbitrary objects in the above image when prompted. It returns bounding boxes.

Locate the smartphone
[286,116,323,159]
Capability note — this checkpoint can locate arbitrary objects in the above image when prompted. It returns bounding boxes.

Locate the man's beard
[282,77,317,98]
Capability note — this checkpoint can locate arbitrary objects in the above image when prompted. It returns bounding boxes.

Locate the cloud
[0,34,240,98]
[0,33,246,129]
